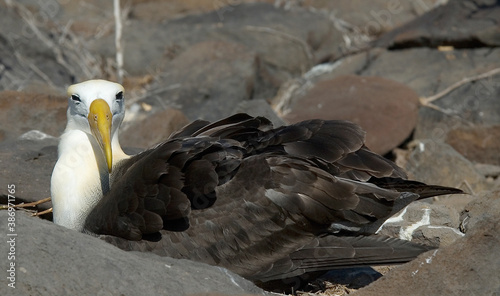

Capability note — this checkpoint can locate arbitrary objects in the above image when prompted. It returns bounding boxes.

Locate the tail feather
[256,235,433,282]
[370,177,464,199]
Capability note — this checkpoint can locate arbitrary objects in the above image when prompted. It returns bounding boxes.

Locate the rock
[0,1,99,92]
[353,191,500,296]
[377,201,463,247]
[0,91,66,143]
[281,75,419,155]
[403,140,491,195]
[123,2,334,71]
[445,125,500,166]
[411,225,464,248]
[89,2,344,104]
[0,211,267,296]
[474,163,500,178]
[274,46,500,159]
[0,135,58,213]
[142,41,257,121]
[362,48,500,99]
[375,0,500,48]
[414,65,500,146]
[57,0,114,38]
[120,105,190,149]
[304,0,444,36]
[357,48,500,163]
[459,190,500,233]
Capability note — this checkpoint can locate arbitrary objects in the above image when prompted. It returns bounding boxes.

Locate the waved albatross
[51,79,462,283]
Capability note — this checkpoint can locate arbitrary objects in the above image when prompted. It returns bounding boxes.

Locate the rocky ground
[0,0,499,295]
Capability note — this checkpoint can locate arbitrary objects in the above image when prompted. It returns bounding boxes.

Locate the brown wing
[86,113,462,281]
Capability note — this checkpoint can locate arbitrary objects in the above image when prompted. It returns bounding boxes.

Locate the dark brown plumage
[82,113,462,282]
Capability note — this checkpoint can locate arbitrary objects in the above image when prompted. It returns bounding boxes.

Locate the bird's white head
[66,79,125,172]
[52,79,128,230]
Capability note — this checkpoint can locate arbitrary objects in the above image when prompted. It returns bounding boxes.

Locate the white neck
[51,128,129,231]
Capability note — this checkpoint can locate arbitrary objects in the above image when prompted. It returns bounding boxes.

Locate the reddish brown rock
[446,125,500,166]
[283,75,419,155]
[120,107,190,149]
[0,91,67,142]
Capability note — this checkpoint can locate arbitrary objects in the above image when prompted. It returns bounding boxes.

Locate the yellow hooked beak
[88,99,113,173]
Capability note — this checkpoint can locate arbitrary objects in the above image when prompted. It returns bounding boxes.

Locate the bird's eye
[71,94,81,102]
[115,91,123,101]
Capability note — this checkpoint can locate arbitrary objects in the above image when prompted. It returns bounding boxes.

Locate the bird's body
[51,80,462,283]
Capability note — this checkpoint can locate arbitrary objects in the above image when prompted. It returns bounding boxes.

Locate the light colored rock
[377,201,462,247]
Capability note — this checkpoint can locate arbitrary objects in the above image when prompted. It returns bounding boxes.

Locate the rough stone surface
[446,125,500,166]
[282,75,419,155]
[0,136,58,213]
[143,40,257,121]
[0,211,267,296]
[402,140,491,195]
[0,1,99,92]
[120,106,190,149]
[375,0,500,48]
[353,191,500,296]
[88,2,345,102]
[0,91,66,143]
[361,48,500,99]
[377,201,463,247]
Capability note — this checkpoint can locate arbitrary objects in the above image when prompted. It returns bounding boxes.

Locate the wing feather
[87,113,462,282]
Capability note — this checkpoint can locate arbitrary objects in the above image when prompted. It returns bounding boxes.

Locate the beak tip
[107,156,113,173]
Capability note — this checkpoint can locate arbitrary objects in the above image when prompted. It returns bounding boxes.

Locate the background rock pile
[0,0,499,295]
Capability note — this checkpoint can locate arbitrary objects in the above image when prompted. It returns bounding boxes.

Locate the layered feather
[83,113,462,282]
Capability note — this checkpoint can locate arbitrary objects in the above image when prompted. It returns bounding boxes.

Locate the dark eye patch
[71,94,81,102]
[115,91,123,101]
